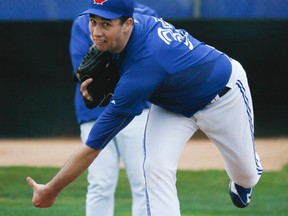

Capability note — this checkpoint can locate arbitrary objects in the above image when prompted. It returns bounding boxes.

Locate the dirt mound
[0,138,287,171]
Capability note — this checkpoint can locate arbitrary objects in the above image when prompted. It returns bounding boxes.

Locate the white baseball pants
[143,59,263,216]
[81,109,149,216]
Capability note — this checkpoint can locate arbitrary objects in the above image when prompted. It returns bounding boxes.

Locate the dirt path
[0,138,287,171]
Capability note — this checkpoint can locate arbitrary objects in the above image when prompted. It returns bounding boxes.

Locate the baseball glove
[76,46,119,109]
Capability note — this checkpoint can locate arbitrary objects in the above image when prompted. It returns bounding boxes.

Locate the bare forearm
[48,144,100,194]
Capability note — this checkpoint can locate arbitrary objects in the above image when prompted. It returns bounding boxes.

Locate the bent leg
[196,59,263,188]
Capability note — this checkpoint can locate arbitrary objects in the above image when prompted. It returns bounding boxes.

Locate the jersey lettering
[154,17,193,50]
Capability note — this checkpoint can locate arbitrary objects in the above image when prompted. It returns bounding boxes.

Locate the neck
[115,25,133,54]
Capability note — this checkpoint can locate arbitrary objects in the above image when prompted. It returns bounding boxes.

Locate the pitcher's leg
[144,105,198,216]
[196,59,262,207]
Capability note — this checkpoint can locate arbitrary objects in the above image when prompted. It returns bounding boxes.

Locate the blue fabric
[69,3,157,124]
[86,14,232,149]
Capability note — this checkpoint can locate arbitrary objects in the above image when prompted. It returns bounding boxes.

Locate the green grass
[0,166,287,216]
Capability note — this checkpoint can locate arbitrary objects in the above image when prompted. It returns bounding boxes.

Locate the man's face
[89,15,128,53]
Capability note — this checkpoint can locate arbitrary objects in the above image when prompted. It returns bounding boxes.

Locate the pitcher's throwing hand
[26,176,57,208]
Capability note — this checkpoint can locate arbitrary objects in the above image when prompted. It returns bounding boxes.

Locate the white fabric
[81,109,149,216]
[143,59,263,216]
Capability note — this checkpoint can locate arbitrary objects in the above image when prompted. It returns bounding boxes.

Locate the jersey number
[154,18,193,50]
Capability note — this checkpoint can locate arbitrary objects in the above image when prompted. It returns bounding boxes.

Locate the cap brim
[79,8,122,19]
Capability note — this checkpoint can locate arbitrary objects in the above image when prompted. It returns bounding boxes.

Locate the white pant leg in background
[195,59,263,188]
[117,108,149,216]
[81,108,149,216]
[81,121,119,216]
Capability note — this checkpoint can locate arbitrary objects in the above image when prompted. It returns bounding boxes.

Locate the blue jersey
[69,3,158,124]
[86,14,232,149]
[134,3,158,17]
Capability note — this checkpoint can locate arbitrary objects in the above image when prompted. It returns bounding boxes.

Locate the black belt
[218,86,231,97]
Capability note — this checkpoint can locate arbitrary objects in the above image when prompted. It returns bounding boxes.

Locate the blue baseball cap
[80,0,134,19]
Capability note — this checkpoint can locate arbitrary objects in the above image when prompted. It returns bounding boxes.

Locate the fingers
[26,176,40,207]
[26,177,55,208]
[26,176,36,189]
[80,78,93,92]
[80,78,93,101]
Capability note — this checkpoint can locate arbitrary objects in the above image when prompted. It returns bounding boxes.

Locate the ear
[123,18,134,32]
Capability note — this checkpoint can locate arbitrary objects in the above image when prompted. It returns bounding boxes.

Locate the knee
[144,159,176,184]
[144,157,166,173]
[233,172,261,188]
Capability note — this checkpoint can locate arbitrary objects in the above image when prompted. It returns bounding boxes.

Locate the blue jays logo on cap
[93,0,108,5]
[80,0,134,20]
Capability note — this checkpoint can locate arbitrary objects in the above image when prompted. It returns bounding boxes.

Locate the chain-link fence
[0,0,288,20]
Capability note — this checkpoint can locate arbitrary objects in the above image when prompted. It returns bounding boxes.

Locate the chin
[95,44,108,52]
[95,46,104,51]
